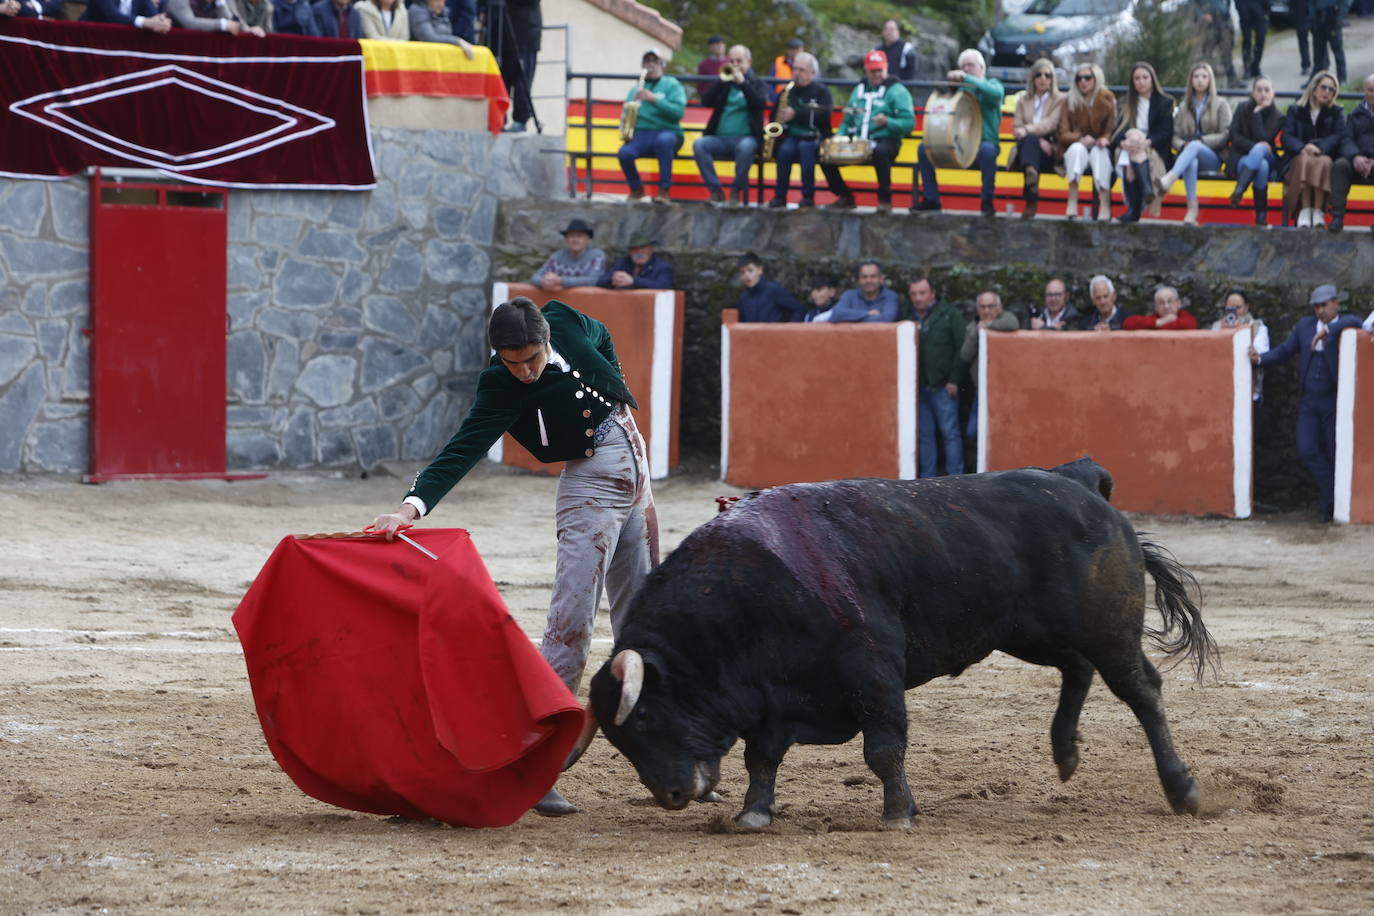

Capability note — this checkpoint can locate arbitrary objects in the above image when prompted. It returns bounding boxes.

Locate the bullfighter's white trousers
[541,410,657,695]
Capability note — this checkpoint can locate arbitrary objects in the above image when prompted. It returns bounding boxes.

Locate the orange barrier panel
[979,331,1253,517]
[721,311,916,488]
[1335,329,1374,525]
[486,283,683,479]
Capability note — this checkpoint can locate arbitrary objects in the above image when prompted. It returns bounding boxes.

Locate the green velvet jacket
[406,301,637,512]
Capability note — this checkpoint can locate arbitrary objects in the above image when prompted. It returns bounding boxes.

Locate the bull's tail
[1139,536,1218,681]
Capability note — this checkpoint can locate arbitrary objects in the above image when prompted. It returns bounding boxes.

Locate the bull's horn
[561,702,599,771]
[611,649,644,726]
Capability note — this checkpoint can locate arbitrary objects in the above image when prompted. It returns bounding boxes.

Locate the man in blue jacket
[829,260,899,322]
[80,0,171,31]
[1251,284,1363,521]
[734,253,806,322]
[312,0,360,38]
[597,234,674,290]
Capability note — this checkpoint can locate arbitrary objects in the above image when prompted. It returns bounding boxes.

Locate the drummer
[820,49,914,213]
[913,48,1005,217]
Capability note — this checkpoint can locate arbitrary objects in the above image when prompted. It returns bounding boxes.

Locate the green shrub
[1104,0,1199,89]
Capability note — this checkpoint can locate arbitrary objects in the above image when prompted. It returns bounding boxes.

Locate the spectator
[597,233,673,290]
[766,52,831,210]
[273,0,319,33]
[484,0,542,133]
[1211,288,1270,365]
[915,49,1003,216]
[1029,278,1080,330]
[1157,62,1231,225]
[1124,286,1199,330]
[1294,0,1313,77]
[1279,70,1344,229]
[357,0,408,39]
[768,38,803,101]
[1008,58,1063,219]
[734,253,807,323]
[409,0,474,55]
[1311,0,1347,85]
[1057,63,1116,221]
[81,0,173,31]
[616,48,686,203]
[876,19,918,83]
[697,35,728,99]
[908,275,967,477]
[312,0,362,38]
[229,0,273,31]
[960,291,1019,440]
[1076,275,1124,331]
[804,273,839,322]
[448,0,474,41]
[530,218,606,292]
[167,0,265,34]
[830,260,899,322]
[6,0,63,15]
[1192,0,1237,86]
[1110,61,1173,224]
[1226,76,1282,227]
[694,44,768,206]
[821,51,913,213]
[1251,284,1363,521]
[1236,0,1269,79]
[1328,73,1374,233]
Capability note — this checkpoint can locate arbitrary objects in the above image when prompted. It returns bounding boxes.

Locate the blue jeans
[693,134,758,192]
[618,129,684,193]
[774,135,820,199]
[917,140,998,207]
[1172,141,1222,199]
[1238,144,1277,192]
[918,385,963,477]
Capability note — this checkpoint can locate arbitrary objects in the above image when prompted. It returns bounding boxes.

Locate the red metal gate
[86,170,260,482]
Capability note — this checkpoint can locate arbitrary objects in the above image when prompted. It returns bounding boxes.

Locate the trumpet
[761,81,793,161]
[719,63,737,80]
[619,68,647,142]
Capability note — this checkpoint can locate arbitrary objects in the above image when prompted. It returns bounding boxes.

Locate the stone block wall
[0,128,564,475]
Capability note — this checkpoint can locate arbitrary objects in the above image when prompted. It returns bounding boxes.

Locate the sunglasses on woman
[1076,73,1093,83]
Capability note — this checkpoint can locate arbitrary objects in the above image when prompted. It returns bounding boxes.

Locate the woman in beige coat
[1008,58,1064,218]
[1055,62,1116,220]
[1157,62,1233,224]
[357,0,409,40]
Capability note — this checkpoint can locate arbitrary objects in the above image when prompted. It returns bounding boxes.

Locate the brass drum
[922,89,982,169]
[820,136,873,165]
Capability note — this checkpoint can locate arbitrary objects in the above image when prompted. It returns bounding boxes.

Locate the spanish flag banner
[361,39,510,135]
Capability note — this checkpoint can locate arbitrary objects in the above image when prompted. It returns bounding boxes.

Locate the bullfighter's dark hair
[738,251,763,269]
[488,297,550,351]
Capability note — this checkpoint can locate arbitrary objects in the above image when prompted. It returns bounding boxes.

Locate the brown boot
[1022,167,1039,219]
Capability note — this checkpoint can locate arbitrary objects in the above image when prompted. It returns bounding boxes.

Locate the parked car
[1268,1,1292,27]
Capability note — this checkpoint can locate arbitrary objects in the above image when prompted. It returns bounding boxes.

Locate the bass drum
[922,89,982,169]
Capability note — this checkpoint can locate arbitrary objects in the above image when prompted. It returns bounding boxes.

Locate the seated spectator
[530,218,606,292]
[766,52,831,210]
[696,35,727,99]
[909,275,966,477]
[915,49,1003,217]
[597,234,673,290]
[357,0,407,39]
[81,0,173,31]
[693,45,768,206]
[1226,76,1281,227]
[273,0,321,35]
[4,0,63,17]
[735,253,806,323]
[1279,71,1344,229]
[312,0,362,39]
[616,48,686,203]
[1212,289,1269,404]
[409,0,473,56]
[1008,59,1063,219]
[1029,277,1080,330]
[1124,285,1198,330]
[821,51,913,213]
[1076,275,1124,331]
[1329,73,1374,233]
[166,0,265,34]
[230,0,273,32]
[804,273,839,322]
[1110,62,1172,224]
[829,260,899,322]
[876,19,919,83]
[1156,63,1231,225]
[960,290,1019,439]
[1057,63,1115,221]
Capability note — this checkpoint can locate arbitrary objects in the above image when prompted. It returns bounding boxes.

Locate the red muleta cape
[232,529,582,828]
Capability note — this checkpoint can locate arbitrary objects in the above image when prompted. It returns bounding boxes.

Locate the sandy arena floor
[0,466,1371,914]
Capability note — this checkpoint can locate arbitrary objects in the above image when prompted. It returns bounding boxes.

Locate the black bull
[579,459,1217,828]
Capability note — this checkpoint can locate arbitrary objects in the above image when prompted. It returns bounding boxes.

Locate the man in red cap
[819,50,913,212]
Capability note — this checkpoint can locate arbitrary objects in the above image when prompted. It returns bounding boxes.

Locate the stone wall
[0,128,564,475]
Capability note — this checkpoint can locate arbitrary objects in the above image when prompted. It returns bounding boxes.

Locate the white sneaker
[1296,208,1313,229]
[1310,209,1326,229]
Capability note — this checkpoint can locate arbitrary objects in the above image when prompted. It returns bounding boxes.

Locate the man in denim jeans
[693,44,768,205]
[908,276,967,477]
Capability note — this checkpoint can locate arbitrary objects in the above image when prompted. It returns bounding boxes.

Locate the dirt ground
[1,465,1371,915]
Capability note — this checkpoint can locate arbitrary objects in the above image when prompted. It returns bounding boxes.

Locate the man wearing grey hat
[531,218,606,292]
[596,234,674,289]
[1251,284,1363,521]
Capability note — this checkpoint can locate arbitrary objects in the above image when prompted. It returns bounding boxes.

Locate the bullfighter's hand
[372,506,419,541]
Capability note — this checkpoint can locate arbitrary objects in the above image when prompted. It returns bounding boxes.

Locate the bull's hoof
[698,791,723,804]
[1169,782,1201,816]
[533,787,578,817]
[1056,750,1079,782]
[880,816,914,830]
[735,810,772,830]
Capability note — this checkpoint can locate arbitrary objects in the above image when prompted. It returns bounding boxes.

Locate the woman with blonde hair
[1110,61,1173,223]
[1278,70,1345,228]
[1156,62,1232,224]
[1055,62,1115,220]
[1008,58,1063,218]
